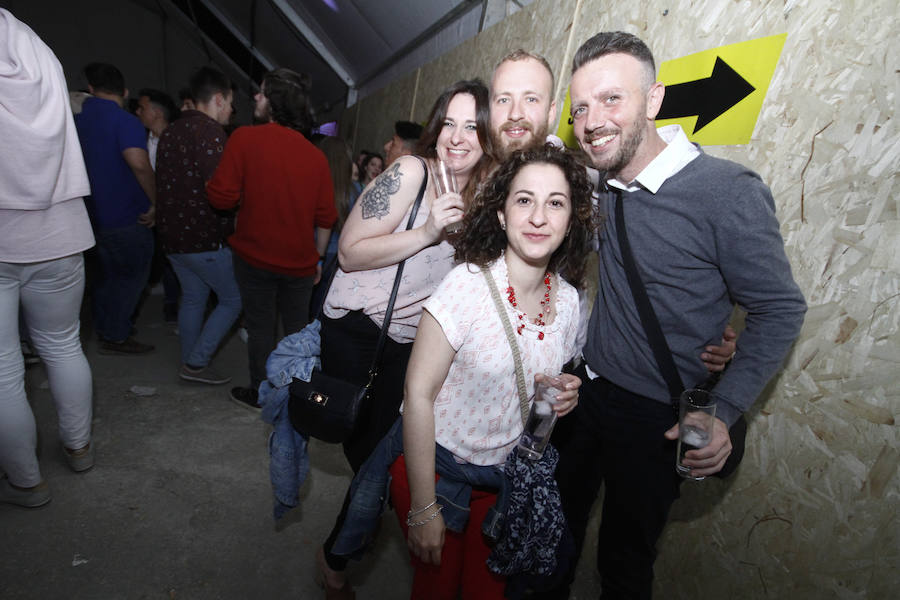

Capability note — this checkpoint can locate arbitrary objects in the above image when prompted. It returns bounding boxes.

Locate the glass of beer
[676,388,717,480]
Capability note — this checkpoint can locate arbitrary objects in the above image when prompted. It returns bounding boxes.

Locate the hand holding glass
[430,159,462,234]
[517,375,565,460]
[675,388,717,480]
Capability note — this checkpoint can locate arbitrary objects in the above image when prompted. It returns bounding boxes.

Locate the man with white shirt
[136,88,180,322]
[135,88,178,170]
[549,32,807,598]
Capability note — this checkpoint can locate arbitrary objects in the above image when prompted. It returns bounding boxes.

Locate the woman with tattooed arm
[314,80,497,598]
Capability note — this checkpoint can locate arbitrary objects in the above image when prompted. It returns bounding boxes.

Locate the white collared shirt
[147,132,159,171]
[606,124,699,194]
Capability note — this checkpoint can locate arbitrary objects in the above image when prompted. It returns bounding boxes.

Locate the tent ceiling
[175,0,529,118]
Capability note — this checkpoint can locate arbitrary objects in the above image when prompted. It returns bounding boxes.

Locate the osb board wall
[351,0,577,154]
[348,0,899,597]
[351,72,419,158]
[410,0,577,126]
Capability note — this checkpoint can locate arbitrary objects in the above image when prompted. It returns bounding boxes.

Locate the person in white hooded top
[0,8,97,508]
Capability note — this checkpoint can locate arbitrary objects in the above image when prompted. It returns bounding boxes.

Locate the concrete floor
[1,292,602,599]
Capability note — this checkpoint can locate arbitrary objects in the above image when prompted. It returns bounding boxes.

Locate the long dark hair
[453,145,598,288]
[416,79,495,210]
[315,136,353,230]
[358,152,383,184]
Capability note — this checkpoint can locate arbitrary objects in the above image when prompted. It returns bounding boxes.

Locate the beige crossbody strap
[482,267,529,428]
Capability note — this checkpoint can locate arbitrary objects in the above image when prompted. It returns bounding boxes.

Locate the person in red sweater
[207,68,336,409]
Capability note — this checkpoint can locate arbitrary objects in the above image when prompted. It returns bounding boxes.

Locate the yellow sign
[555,90,579,149]
[555,34,787,147]
[656,34,786,144]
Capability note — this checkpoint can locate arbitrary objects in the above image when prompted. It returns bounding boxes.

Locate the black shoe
[229,386,260,411]
[180,364,231,385]
[98,337,154,355]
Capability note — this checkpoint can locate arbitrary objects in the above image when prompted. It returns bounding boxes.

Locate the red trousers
[389,455,506,600]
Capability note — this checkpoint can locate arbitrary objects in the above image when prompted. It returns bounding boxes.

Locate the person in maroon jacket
[207,68,336,409]
[156,66,240,386]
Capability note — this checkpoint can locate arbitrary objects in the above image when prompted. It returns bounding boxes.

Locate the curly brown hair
[453,145,598,288]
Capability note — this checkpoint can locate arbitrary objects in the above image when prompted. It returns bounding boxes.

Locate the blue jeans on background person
[168,247,242,367]
[92,224,154,342]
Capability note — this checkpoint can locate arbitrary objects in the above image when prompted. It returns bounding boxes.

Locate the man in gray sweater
[549,32,807,599]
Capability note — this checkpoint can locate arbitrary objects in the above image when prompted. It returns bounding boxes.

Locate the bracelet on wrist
[406,504,443,528]
[407,499,437,518]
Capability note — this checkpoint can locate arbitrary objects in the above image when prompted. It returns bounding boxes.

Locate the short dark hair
[262,68,313,136]
[394,120,423,144]
[416,79,494,212]
[178,87,194,103]
[453,145,597,289]
[83,62,125,96]
[572,31,656,89]
[138,88,178,123]
[189,66,232,105]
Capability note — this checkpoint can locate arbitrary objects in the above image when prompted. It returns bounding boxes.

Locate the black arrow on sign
[656,56,755,133]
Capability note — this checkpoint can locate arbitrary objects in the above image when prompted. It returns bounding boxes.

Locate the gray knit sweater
[583,151,806,425]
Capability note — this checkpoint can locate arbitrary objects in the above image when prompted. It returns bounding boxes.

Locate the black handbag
[288,158,428,444]
[613,189,746,479]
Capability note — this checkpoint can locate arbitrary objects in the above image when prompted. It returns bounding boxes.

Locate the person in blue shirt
[75,62,156,354]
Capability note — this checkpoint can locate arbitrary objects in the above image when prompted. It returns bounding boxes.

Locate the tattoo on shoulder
[361,163,403,220]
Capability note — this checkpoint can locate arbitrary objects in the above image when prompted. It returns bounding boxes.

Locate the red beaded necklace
[506,273,552,340]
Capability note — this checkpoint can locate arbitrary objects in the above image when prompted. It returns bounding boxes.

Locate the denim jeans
[168,247,242,367]
[91,223,154,342]
[232,253,313,390]
[0,254,92,487]
[329,418,506,559]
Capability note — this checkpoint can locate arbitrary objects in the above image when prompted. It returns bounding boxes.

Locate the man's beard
[492,119,549,161]
[582,112,644,176]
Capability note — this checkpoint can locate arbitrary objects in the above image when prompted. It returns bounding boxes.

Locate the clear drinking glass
[429,158,461,233]
[517,375,565,460]
[675,388,717,480]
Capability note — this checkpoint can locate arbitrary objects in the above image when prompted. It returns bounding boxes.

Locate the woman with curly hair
[390,145,596,598]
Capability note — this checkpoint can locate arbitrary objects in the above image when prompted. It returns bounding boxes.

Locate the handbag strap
[481,266,530,428]
[367,157,430,379]
[613,189,685,412]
